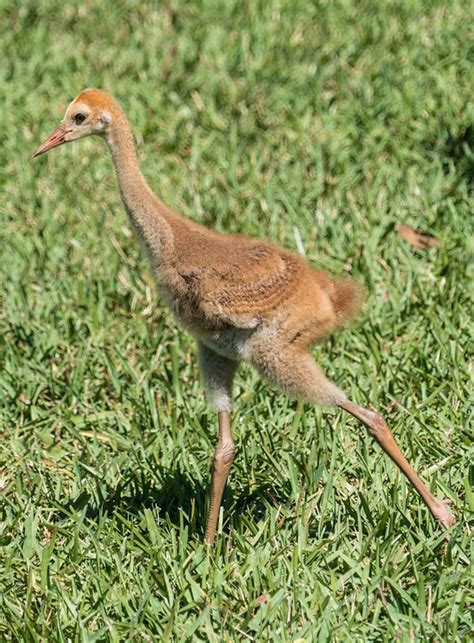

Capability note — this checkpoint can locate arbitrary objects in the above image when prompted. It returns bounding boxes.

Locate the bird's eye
[74,113,86,125]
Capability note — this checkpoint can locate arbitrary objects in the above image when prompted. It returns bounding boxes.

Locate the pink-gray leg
[197,343,239,544]
[249,345,455,530]
[204,410,236,544]
[339,399,455,528]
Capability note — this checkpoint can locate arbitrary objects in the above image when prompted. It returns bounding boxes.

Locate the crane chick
[33,89,455,543]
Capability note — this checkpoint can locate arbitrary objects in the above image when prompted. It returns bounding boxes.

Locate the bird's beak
[31,125,70,158]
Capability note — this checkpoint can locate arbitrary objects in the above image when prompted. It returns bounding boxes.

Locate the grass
[0,0,473,639]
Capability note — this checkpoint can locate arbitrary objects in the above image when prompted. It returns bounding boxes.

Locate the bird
[32,89,456,543]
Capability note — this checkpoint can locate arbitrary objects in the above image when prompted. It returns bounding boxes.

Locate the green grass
[1,0,473,639]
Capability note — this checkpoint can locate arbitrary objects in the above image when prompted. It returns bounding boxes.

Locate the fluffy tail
[328,276,366,327]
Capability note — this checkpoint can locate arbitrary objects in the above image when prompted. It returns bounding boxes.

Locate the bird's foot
[431,497,456,528]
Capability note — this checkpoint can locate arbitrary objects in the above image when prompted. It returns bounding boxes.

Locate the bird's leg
[250,344,455,529]
[338,399,456,528]
[205,410,236,544]
[197,342,238,544]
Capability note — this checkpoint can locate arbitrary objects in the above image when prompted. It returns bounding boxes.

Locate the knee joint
[214,440,236,468]
[368,411,390,440]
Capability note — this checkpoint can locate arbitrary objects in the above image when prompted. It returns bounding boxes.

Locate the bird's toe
[432,498,456,528]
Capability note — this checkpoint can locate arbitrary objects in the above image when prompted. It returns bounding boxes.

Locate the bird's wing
[184,240,304,328]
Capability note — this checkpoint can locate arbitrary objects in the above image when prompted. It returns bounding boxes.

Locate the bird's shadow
[54,462,287,537]
[56,467,205,535]
[53,463,405,541]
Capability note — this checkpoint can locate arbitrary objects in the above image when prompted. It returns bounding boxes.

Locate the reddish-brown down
[33,89,455,543]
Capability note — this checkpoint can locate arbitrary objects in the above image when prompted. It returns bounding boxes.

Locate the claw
[432,498,456,528]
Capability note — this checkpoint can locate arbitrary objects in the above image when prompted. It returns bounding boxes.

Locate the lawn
[0,0,472,639]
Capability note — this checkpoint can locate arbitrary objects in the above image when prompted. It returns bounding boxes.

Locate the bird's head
[32,89,119,158]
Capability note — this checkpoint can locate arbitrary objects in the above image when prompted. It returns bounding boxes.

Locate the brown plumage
[32,89,455,543]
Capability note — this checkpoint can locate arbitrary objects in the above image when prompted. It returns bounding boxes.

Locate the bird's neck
[105,115,175,264]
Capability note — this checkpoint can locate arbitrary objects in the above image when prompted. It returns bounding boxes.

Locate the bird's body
[157,227,360,373]
[32,89,455,542]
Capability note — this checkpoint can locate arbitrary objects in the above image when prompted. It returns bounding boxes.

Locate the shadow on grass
[442,124,474,185]
[55,464,289,536]
[56,468,206,534]
[53,468,408,541]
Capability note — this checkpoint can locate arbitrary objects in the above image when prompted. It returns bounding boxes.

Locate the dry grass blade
[397,224,439,249]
